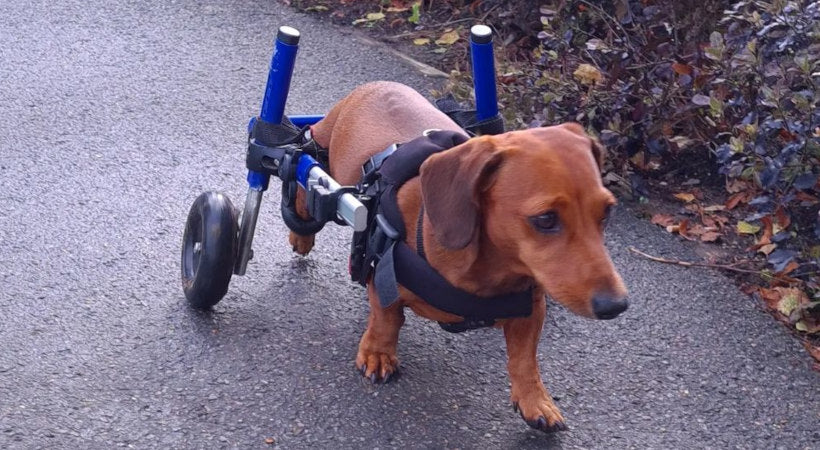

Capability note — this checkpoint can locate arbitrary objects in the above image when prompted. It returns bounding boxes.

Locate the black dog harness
[348,130,533,332]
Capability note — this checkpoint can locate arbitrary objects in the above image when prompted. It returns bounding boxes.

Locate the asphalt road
[1,0,818,448]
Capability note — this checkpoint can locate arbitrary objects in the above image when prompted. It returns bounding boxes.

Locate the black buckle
[361,143,398,186]
[361,213,401,276]
[246,140,295,174]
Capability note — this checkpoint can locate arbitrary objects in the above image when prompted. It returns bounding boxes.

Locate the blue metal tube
[469,25,498,122]
[288,114,325,127]
[247,27,301,192]
[296,154,321,188]
[260,27,300,124]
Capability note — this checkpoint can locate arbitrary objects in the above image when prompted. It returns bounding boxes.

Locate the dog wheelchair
[181,25,503,309]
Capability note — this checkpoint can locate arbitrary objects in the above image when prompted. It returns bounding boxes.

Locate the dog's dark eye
[530,211,561,234]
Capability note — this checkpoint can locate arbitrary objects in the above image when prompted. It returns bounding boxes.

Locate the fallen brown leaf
[777,260,800,276]
[726,191,751,210]
[674,192,696,203]
[679,219,696,240]
[672,62,693,75]
[740,283,758,295]
[775,206,791,229]
[651,213,676,227]
[573,63,603,85]
[758,243,778,255]
[702,214,717,228]
[726,179,749,193]
[757,215,774,246]
[435,30,459,45]
[713,214,730,227]
[795,191,819,204]
[758,287,784,310]
[803,342,820,363]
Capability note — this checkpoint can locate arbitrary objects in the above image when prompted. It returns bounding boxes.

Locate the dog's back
[310,81,463,185]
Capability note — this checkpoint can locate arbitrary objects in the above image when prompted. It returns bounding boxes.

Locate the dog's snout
[592,295,628,320]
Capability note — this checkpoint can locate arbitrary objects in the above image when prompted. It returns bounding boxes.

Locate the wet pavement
[0,0,818,448]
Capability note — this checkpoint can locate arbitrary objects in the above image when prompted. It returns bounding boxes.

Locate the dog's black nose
[592,295,628,320]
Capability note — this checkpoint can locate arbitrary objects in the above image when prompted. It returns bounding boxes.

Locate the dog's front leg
[355,282,404,383]
[288,188,316,255]
[503,294,567,432]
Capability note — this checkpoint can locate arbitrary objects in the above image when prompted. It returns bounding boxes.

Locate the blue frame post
[235,26,301,276]
[469,25,499,122]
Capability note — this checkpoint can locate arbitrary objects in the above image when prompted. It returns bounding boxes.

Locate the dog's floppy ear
[589,137,606,172]
[559,122,605,171]
[419,136,503,250]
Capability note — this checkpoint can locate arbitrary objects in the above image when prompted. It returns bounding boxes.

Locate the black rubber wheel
[181,191,238,309]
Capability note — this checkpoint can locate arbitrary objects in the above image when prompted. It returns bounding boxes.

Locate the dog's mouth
[594,309,625,320]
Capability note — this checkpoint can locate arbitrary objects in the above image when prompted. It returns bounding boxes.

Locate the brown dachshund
[289,81,628,432]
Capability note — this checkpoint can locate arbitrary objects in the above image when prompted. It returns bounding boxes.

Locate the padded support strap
[435,94,505,136]
[251,116,302,147]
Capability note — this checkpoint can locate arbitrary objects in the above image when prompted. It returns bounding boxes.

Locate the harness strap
[392,242,533,320]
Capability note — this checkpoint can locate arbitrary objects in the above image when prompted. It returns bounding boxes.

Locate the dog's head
[419,123,628,319]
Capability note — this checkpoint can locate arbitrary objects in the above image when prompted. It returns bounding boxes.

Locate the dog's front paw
[512,393,567,433]
[355,351,398,384]
[289,232,315,256]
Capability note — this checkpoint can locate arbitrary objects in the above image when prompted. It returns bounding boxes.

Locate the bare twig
[577,0,649,63]
[628,246,763,275]
[479,2,502,22]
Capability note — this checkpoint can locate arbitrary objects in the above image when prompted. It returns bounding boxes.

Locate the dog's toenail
[537,416,547,429]
[512,402,519,413]
[369,373,377,384]
[382,372,392,383]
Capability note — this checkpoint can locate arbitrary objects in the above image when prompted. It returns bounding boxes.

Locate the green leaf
[408,2,421,24]
[777,291,799,316]
[737,221,761,234]
[709,96,724,118]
